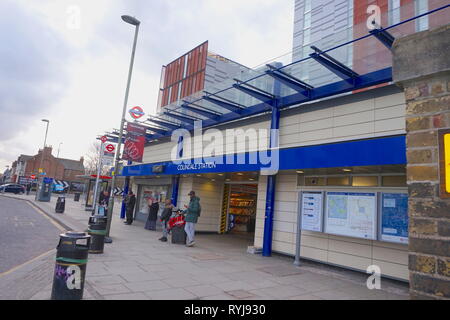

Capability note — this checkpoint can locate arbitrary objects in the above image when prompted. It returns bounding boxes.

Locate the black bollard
[88,215,108,254]
[74,193,81,202]
[55,195,66,214]
[51,232,90,300]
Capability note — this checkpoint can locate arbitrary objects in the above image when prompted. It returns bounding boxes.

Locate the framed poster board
[300,191,324,232]
[325,192,377,240]
[379,193,408,244]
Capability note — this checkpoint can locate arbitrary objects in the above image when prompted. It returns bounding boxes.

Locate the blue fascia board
[122,135,406,177]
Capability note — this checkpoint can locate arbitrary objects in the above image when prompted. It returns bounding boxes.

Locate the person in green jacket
[183,190,201,247]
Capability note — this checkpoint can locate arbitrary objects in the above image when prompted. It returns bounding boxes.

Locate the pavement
[0,192,410,300]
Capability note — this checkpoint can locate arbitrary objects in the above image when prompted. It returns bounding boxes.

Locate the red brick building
[11,146,85,183]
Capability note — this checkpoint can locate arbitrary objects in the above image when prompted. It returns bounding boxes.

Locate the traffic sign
[101,136,108,143]
[129,106,145,119]
[105,144,115,153]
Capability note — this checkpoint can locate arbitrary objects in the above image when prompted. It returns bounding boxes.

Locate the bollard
[88,215,107,254]
[55,195,66,214]
[51,232,90,300]
[74,193,81,202]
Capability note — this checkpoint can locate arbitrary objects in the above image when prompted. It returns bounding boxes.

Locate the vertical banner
[123,122,146,163]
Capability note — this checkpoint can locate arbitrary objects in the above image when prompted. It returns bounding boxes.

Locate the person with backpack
[183,190,201,247]
[159,198,174,242]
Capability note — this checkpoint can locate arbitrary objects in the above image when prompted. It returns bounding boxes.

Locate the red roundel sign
[101,136,108,143]
[129,106,145,120]
[105,144,115,153]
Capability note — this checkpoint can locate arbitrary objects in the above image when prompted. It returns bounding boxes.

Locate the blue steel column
[171,135,183,206]
[120,160,132,219]
[262,62,282,257]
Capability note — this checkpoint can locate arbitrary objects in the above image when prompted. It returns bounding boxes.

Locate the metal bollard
[88,215,108,254]
[55,196,66,214]
[51,232,90,300]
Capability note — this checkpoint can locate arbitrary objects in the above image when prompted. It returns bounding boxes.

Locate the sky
[0,0,294,172]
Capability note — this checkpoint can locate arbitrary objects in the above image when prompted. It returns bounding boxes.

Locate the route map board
[300,192,324,232]
[380,193,409,244]
[325,192,377,240]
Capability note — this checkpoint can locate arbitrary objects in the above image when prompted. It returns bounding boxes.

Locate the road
[0,196,63,274]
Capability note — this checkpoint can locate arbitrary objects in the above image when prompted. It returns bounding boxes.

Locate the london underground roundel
[129,106,145,120]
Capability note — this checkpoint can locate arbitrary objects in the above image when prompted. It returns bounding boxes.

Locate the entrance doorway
[224,184,258,235]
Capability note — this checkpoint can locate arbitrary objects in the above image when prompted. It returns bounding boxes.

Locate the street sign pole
[92,142,104,216]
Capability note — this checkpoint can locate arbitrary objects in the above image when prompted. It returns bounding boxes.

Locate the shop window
[382,175,407,187]
[305,177,326,186]
[327,176,350,186]
[352,176,379,187]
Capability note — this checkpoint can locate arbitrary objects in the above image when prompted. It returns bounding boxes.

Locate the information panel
[325,192,377,240]
[300,192,323,232]
[380,193,408,244]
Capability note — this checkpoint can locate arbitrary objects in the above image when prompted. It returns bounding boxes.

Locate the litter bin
[51,232,90,300]
[88,215,108,254]
[55,196,66,214]
[74,193,81,202]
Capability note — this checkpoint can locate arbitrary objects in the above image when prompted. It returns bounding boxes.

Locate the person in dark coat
[26,183,32,195]
[124,190,136,225]
[145,197,159,231]
[98,190,110,216]
[159,199,174,242]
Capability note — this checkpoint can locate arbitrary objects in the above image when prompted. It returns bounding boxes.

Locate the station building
[117,2,450,285]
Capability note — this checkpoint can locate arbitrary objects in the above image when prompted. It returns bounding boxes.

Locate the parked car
[52,184,69,194]
[0,184,26,194]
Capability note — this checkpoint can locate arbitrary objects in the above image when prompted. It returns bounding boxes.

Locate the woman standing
[145,197,159,230]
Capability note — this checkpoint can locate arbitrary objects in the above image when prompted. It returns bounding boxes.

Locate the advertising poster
[123,122,146,163]
[380,193,408,244]
[300,192,323,232]
[325,192,377,240]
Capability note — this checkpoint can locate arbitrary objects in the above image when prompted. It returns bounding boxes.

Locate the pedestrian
[124,190,136,225]
[98,190,110,216]
[159,199,174,242]
[26,183,31,195]
[145,197,159,230]
[183,191,201,247]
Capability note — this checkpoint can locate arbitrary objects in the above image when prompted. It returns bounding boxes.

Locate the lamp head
[121,15,140,26]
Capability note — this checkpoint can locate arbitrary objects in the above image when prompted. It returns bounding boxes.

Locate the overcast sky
[0,0,294,172]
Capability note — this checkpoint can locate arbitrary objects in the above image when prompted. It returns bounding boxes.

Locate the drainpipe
[262,62,282,257]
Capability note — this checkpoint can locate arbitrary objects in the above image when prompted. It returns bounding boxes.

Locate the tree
[84,141,113,176]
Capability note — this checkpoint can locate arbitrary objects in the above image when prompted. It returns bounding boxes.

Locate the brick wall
[393,24,450,299]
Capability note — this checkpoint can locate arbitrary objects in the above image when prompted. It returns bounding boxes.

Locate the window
[177,82,182,100]
[305,177,326,186]
[183,57,188,78]
[389,0,401,26]
[415,0,429,32]
[352,176,378,187]
[327,176,351,186]
[382,175,407,187]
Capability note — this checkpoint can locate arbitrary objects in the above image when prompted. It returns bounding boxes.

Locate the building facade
[117,2,449,290]
[9,146,85,185]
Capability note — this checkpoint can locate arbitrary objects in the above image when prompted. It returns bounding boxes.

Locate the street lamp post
[57,142,63,158]
[105,15,140,242]
[39,119,50,176]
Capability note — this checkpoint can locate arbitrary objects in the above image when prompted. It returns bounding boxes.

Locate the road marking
[26,201,66,232]
[0,248,55,279]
